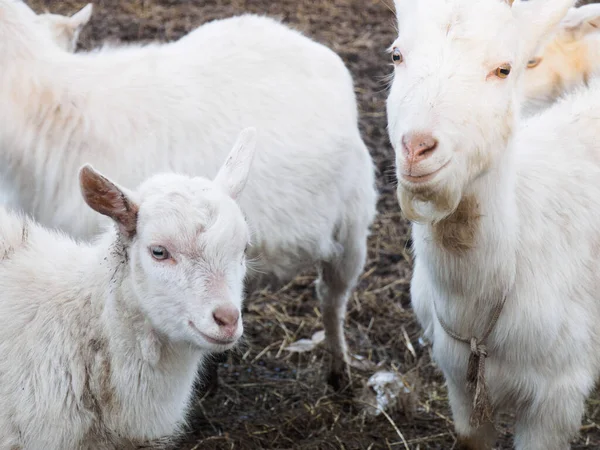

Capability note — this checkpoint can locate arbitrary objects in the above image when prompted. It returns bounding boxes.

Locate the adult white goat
[387,0,600,449]
[0,127,255,450]
[0,2,91,206]
[522,2,600,114]
[0,0,377,390]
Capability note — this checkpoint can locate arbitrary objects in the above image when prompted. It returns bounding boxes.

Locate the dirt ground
[30,0,600,448]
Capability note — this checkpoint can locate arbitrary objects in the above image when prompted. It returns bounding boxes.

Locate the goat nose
[212,305,240,329]
[401,132,438,163]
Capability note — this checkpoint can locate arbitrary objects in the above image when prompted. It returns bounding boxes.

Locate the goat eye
[150,246,170,261]
[527,57,541,68]
[495,64,512,79]
[392,48,403,64]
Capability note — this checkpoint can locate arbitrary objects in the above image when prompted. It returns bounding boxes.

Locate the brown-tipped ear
[79,164,138,238]
[505,0,515,6]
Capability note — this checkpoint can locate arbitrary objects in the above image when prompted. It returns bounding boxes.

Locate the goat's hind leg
[316,229,367,392]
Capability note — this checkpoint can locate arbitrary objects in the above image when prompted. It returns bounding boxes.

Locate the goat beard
[397,176,464,224]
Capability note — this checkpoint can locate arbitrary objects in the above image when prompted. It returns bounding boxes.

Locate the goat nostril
[402,132,438,160]
[213,314,225,327]
[417,140,438,157]
[212,306,240,328]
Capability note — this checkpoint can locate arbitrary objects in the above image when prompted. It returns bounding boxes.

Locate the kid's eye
[150,246,170,261]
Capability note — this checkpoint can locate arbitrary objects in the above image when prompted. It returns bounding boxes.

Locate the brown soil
[31,1,600,449]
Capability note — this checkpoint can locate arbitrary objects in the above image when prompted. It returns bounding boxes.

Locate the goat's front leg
[513,380,587,450]
[447,378,497,450]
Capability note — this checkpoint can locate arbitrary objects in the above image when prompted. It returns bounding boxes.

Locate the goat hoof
[455,435,494,450]
[327,368,353,396]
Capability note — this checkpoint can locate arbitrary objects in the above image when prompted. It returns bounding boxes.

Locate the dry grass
[29,0,600,448]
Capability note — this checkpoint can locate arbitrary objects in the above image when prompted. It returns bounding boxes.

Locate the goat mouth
[188,320,237,346]
[401,160,451,184]
[200,332,237,346]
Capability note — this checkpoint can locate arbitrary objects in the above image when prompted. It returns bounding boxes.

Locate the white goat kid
[0,128,256,450]
[388,0,600,449]
[0,0,376,390]
[37,3,93,52]
[522,2,600,114]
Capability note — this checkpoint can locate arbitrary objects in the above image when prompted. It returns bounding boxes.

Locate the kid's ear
[79,164,139,238]
[214,127,258,201]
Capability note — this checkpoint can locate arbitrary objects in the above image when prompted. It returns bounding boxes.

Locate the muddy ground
[30,0,600,448]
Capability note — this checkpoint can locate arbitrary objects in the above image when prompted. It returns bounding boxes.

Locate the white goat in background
[387,0,600,448]
[0,127,256,449]
[522,2,600,114]
[0,2,92,207]
[0,0,377,390]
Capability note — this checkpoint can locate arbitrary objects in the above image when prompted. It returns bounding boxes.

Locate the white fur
[521,2,600,115]
[0,128,255,449]
[0,0,377,385]
[388,0,600,448]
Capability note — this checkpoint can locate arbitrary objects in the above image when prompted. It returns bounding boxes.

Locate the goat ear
[214,127,257,201]
[513,0,576,62]
[56,3,92,50]
[69,3,93,30]
[79,164,139,238]
[560,4,600,39]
